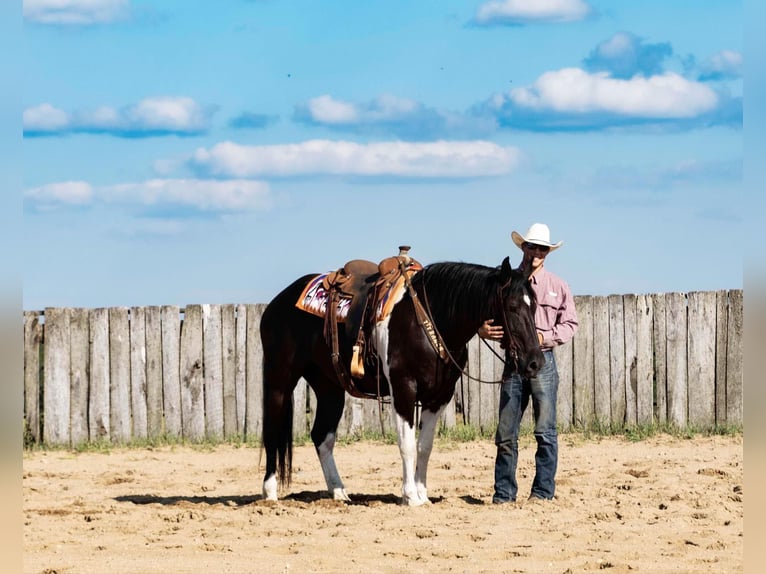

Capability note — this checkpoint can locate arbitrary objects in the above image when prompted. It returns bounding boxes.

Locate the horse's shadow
[115,491,447,507]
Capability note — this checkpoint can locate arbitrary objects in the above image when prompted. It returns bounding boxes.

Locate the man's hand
[478,319,504,341]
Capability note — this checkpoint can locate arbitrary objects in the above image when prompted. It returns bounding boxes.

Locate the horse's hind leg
[305,368,350,501]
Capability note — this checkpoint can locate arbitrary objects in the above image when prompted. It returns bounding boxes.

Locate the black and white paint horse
[260,256,543,506]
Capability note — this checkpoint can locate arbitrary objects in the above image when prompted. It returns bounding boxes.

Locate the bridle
[416,269,521,385]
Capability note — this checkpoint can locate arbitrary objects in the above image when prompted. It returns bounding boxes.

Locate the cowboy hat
[511,223,563,252]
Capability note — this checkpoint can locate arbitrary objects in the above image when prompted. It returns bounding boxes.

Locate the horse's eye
[523,294,530,307]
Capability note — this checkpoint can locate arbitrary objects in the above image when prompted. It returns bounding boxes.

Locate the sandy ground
[23,434,742,574]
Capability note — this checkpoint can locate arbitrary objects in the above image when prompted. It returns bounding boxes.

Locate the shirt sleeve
[542,280,578,348]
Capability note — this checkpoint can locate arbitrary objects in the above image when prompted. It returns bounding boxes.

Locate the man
[479,222,578,504]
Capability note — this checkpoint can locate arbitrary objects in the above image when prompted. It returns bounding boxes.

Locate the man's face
[523,242,550,269]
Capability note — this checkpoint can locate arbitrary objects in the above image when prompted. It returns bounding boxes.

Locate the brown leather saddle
[322,246,422,398]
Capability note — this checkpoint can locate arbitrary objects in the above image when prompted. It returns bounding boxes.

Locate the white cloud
[305,95,359,124]
[476,0,591,25]
[507,68,718,117]
[191,140,520,178]
[24,97,212,136]
[23,104,71,131]
[303,94,419,125]
[24,179,272,212]
[24,0,130,25]
[699,50,743,80]
[24,181,94,208]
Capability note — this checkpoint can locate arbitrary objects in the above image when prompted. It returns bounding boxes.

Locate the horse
[260,255,544,506]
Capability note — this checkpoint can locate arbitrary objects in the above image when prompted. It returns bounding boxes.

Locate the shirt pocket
[536,290,561,326]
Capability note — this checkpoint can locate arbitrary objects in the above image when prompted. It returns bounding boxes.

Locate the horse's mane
[411,261,503,327]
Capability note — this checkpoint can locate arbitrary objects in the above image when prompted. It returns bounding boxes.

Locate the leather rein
[400,264,519,385]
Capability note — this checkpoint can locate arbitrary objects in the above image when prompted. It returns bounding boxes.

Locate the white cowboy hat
[511,223,563,252]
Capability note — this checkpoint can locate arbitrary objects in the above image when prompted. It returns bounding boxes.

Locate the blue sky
[22,0,744,311]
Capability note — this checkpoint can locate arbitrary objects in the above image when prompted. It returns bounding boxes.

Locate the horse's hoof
[263,476,278,501]
[332,488,352,502]
[401,496,429,507]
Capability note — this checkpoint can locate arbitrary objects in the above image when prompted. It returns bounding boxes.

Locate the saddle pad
[295,273,351,322]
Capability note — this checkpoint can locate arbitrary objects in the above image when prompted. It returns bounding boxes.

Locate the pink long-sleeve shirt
[529,267,578,350]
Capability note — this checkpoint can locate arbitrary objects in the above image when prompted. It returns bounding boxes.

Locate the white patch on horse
[317,432,350,501]
[372,288,429,506]
[523,293,530,306]
[263,473,278,501]
[415,408,445,503]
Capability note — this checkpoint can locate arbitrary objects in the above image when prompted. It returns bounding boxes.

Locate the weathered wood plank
[623,294,637,426]
[221,304,238,438]
[608,295,626,427]
[245,304,265,440]
[651,294,667,424]
[572,296,594,428]
[180,305,205,441]
[89,308,110,441]
[553,342,573,431]
[635,295,654,425]
[202,304,224,440]
[161,306,182,438]
[592,296,610,425]
[466,335,482,427]
[292,378,309,438]
[69,308,90,446]
[145,306,163,439]
[666,293,688,426]
[129,306,148,440]
[714,291,728,425]
[235,304,248,436]
[687,291,716,428]
[725,290,743,425]
[43,308,71,445]
[480,338,500,431]
[109,307,131,443]
[23,311,42,444]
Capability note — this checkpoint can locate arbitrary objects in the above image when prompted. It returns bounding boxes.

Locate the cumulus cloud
[24,0,130,25]
[23,97,214,138]
[697,50,743,81]
[24,179,272,213]
[190,140,520,179]
[474,0,592,26]
[293,94,495,139]
[583,32,673,79]
[479,67,741,130]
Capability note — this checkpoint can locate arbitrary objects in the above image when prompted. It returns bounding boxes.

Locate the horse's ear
[517,257,533,280]
[500,256,512,280]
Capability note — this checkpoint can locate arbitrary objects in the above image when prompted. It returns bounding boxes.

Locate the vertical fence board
[573,296,594,427]
[235,304,248,436]
[608,295,626,426]
[651,294,667,424]
[89,309,110,441]
[23,312,42,444]
[109,307,131,443]
[635,295,654,425]
[466,336,482,427]
[145,306,163,439]
[592,296,610,425]
[245,304,265,440]
[161,306,182,438]
[292,378,309,438]
[44,307,71,446]
[553,342,573,431]
[715,291,728,425]
[180,305,205,441]
[666,293,688,426]
[202,304,224,440]
[687,292,716,427]
[623,294,638,426]
[725,290,743,425]
[69,308,90,446]
[480,339,500,430]
[129,307,148,440]
[221,304,238,439]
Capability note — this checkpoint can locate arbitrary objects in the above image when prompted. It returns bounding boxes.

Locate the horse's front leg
[393,407,423,506]
[414,407,445,504]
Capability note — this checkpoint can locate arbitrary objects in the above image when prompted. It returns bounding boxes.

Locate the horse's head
[494,256,545,378]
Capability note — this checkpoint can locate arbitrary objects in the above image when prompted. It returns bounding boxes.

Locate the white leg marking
[415,408,445,504]
[263,473,278,501]
[373,297,427,507]
[317,432,350,501]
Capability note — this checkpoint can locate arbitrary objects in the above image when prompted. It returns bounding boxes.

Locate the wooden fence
[23,290,743,447]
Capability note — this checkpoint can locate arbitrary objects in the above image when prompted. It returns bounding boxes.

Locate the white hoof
[332,487,352,502]
[262,475,278,501]
[401,494,430,507]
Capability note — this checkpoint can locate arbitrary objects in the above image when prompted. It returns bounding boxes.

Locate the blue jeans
[493,350,559,502]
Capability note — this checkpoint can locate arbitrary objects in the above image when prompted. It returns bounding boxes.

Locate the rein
[407,266,514,385]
